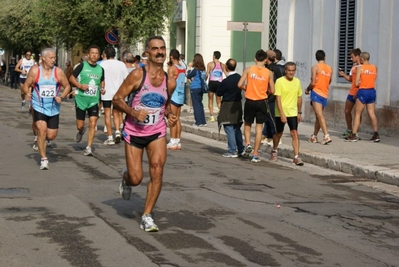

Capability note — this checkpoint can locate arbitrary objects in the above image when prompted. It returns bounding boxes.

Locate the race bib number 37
[40,85,56,98]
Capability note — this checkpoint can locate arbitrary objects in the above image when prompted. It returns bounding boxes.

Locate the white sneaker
[115,131,121,144]
[103,126,107,133]
[167,142,178,150]
[84,147,93,156]
[32,142,39,152]
[103,139,115,145]
[140,214,159,232]
[40,159,49,170]
[46,140,52,147]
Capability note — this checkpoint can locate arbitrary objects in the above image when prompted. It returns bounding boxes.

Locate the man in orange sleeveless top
[305,50,333,145]
[346,52,380,142]
[238,49,275,163]
[338,48,362,139]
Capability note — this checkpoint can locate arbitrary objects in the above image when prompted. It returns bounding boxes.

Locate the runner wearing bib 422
[31,66,61,116]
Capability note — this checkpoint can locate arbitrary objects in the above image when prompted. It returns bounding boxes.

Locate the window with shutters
[338,0,356,83]
[268,0,278,49]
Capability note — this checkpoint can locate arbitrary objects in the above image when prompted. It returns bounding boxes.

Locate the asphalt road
[1,87,399,267]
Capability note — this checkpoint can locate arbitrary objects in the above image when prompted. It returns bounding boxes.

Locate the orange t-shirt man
[359,64,377,89]
[313,63,332,98]
[245,66,270,101]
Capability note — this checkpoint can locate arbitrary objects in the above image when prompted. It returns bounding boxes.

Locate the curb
[180,121,399,186]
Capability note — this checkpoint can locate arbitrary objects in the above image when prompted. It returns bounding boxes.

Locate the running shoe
[293,157,304,166]
[46,140,52,147]
[370,134,380,143]
[119,168,132,200]
[321,136,332,145]
[271,150,278,161]
[21,100,26,109]
[100,107,104,114]
[115,131,121,144]
[251,155,261,163]
[140,214,159,232]
[189,107,193,114]
[103,139,115,145]
[83,147,93,156]
[222,152,238,158]
[167,142,178,150]
[75,127,86,143]
[103,125,107,133]
[176,143,182,150]
[340,130,352,139]
[261,135,268,144]
[345,133,359,142]
[209,116,215,122]
[308,135,318,143]
[32,142,39,152]
[40,159,49,170]
[243,144,253,158]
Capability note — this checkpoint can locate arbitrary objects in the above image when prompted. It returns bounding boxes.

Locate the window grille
[338,0,356,82]
[268,0,278,49]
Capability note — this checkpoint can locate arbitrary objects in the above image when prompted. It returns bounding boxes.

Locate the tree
[0,0,175,55]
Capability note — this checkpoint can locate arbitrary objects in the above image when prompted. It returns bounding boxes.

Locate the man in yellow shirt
[271,62,304,165]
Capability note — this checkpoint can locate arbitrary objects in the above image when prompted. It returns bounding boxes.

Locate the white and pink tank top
[124,71,168,138]
[209,62,223,82]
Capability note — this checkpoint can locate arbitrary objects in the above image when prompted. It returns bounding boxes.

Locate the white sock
[176,138,180,143]
[108,136,113,140]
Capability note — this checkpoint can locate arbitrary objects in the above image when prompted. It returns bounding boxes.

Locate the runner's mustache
[156,53,165,58]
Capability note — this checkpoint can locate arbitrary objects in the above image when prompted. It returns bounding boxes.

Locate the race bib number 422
[40,85,56,98]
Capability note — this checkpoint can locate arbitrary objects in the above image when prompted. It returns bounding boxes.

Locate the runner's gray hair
[41,48,56,57]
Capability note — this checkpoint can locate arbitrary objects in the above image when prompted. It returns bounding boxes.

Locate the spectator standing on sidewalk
[338,48,362,139]
[271,62,304,166]
[206,51,226,122]
[305,50,332,145]
[237,49,274,163]
[187,53,207,127]
[216,58,244,158]
[167,49,186,150]
[346,52,380,142]
[262,49,283,146]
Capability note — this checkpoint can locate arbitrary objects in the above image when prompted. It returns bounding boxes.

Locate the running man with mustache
[113,36,177,232]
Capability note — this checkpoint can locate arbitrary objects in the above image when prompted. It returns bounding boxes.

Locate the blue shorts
[357,89,376,104]
[347,94,356,103]
[310,91,327,107]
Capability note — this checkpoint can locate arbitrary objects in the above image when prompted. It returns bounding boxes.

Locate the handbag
[199,71,208,93]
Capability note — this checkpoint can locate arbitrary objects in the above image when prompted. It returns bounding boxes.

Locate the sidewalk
[179,105,399,186]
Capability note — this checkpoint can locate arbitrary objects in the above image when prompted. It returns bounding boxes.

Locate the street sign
[105,28,119,45]
[227,21,264,69]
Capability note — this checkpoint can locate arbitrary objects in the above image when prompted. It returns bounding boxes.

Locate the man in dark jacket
[216,58,244,158]
[262,50,284,145]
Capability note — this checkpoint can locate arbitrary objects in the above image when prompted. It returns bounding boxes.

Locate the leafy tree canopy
[0,0,174,55]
